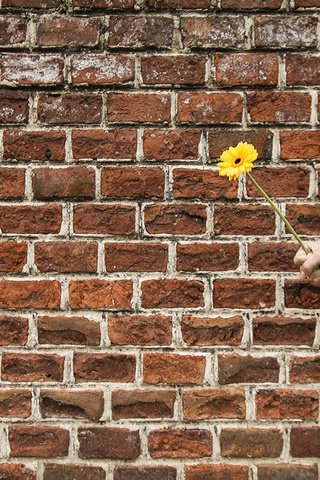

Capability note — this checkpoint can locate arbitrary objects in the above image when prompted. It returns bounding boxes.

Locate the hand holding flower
[294,241,320,284]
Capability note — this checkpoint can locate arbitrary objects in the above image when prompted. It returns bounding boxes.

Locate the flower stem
[247,172,310,254]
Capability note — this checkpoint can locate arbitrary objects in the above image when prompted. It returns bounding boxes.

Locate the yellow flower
[217,141,258,181]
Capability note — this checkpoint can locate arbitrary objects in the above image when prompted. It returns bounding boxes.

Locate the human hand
[294,242,320,284]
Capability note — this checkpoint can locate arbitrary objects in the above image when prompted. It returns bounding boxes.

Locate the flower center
[234,158,241,165]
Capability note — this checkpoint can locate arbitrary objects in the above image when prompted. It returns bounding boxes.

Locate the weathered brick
[0,168,25,199]
[185,465,249,480]
[144,353,206,385]
[38,315,100,346]
[108,93,171,124]
[69,279,132,310]
[0,315,28,346]
[290,356,320,383]
[108,314,172,345]
[176,243,239,272]
[295,0,320,5]
[248,242,297,272]
[0,280,61,309]
[4,130,65,162]
[215,53,278,86]
[182,16,245,49]
[247,92,311,123]
[70,54,135,85]
[286,204,320,235]
[33,167,95,200]
[73,205,136,235]
[40,389,104,421]
[214,205,275,236]
[44,464,106,480]
[0,464,36,480]
[257,464,318,480]
[0,241,27,273]
[181,315,244,346]
[73,0,134,7]
[208,129,273,161]
[0,389,32,418]
[149,429,212,459]
[72,129,136,159]
[2,353,64,382]
[105,243,168,273]
[0,16,27,45]
[35,241,97,273]
[78,427,140,459]
[0,205,62,234]
[9,426,69,457]
[144,129,201,162]
[280,130,320,159]
[0,54,64,86]
[183,388,245,420]
[177,92,242,124]
[112,390,176,419]
[109,16,173,48]
[141,55,206,85]
[291,427,320,457]
[114,466,177,480]
[221,0,281,8]
[285,281,320,309]
[286,54,320,86]
[0,91,29,124]
[256,389,318,420]
[38,94,102,125]
[36,15,100,47]
[218,354,279,384]
[3,0,61,6]
[253,316,316,346]
[214,279,275,309]
[101,167,165,199]
[147,0,210,7]
[144,204,207,235]
[220,428,283,458]
[246,167,309,198]
[74,353,136,383]
[141,279,204,309]
[172,169,238,200]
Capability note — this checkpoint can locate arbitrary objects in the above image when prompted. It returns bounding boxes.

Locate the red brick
[101,167,165,199]
[177,92,242,124]
[253,316,316,346]
[185,465,249,480]
[176,243,239,272]
[0,168,25,199]
[0,205,62,234]
[70,54,135,85]
[108,314,172,345]
[2,353,64,382]
[286,204,320,236]
[215,53,278,87]
[286,54,320,86]
[69,279,132,310]
[9,426,69,457]
[0,241,27,273]
[4,130,65,162]
[257,464,318,480]
[220,428,283,458]
[214,205,275,236]
[74,353,136,383]
[0,16,27,45]
[44,464,105,480]
[38,94,102,125]
[73,204,136,235]
[144,129,201,162]
[1,54,64,86]
[0,280,60,309]
[208,129,273,161]
[35,241,97,273]
[181,315,244,346]
[36,16,100,47]
[0,315,28,346]
[112,390,176,419]
[108,93,171,124]
[144,204,207,235]
[247,92,311,123]
[0,91,29,124]
[0,389,32,418]
[247,167,309,198]
[148,428,212,459]
[3,0,61,6]
[141,279,204,309]
[73,0,134,7]
[0,464,36,480]
[285,281,320,309]
[280,130,320,160]
[182,16,245,49]
[33,167,95,200]
[72,129,136,159]
[141,55,206,86]
[78,427,140,459]
[218,354,279,384]
[40,389,104,421]
[109,16,173,49]
[114,466,177,480]
[144,353,206,385]
[248,242,297,272]
[38,315,100,346]
[256,389,318,420]
[105,243,168,273]
[254,15,317,49]
[291,427,320,457]
[172,169,238,200]
[147,0,210,7]
[221,0,281,8]
[295,0,320,5]
[214,279,275,309]
[183,388,245,420]
[290,356,320,383]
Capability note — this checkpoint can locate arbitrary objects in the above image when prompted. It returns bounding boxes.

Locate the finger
[301,251,320,276]
[294,248,308,267]
[309,268,320,284]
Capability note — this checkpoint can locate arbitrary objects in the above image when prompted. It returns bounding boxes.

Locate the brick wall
[0,0,320,479]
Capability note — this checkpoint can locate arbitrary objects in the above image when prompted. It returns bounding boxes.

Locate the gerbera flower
[217,141,258,181]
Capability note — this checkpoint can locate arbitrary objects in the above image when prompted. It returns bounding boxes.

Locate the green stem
[247,172,310,254]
